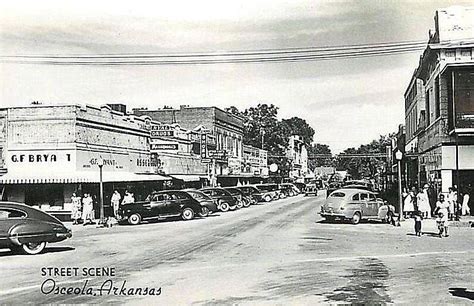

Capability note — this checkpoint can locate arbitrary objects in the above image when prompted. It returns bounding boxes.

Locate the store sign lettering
[89,158,116,166]
[11,153,71,163]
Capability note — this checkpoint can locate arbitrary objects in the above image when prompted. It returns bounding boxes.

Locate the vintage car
[0,202,72,255]
[118,190,204,225]
[254,184,280,201]
[279,183,299,197]
[305,183,318,196]
[183,189,219,217]
[223,187,251,208]
[236,186,262,204]
[199,187,238,212]
[320,189,395,224]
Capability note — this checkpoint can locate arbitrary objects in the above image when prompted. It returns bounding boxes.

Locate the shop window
[24,184,64,207]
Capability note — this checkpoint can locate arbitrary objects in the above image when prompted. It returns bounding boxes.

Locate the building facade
[404,6,474,195]
[0,104,168,218]
[133,105,245,183]
[287,135,309,181]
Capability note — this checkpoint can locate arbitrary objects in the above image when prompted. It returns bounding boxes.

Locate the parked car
[279,183,299,197]
[118,190,204,225]
[199,187,238,212]
[223,187,251,208]
[236,186,262,204]
[0,202,72,255]
[253,184,279,202]
[294,182,306,193]
[183,189,219,217]
[305,183,318,196]
[320,188,395,224]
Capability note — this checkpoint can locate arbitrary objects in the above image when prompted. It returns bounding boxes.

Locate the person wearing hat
[417,184,431,219]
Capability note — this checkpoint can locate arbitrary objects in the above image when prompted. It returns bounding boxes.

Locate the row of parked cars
[0,182,310,255]
[119,183,304,225]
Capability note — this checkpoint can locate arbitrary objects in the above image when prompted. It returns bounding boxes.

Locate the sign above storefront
[151,143,179,151]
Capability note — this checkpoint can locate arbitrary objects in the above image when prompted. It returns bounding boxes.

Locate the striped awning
[0,171,170,184]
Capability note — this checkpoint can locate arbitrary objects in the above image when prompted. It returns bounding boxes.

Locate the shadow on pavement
[0,246,75,257]
[449,288,474,300]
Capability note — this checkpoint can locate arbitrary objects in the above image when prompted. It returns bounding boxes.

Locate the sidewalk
[399,215,474,230]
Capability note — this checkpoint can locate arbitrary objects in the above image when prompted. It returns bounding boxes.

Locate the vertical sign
[200,133,207,159]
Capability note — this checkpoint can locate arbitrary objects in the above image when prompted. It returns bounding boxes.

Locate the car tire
[16,242,47,255]
[181,207,195,220]
[236,201,244,209]
[351,212,361,225]
[220,202,230,212]
[199,207,209,218]
[128,213,142,225]
[264,195,272,202]
[243,199,251,208]
[384,212,393,224]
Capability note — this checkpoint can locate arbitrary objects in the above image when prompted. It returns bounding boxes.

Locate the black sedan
[223,187,251,208]
[118,190,204,225]
[184,189,219,217]
[199,188,238,212]
[0,202,72,255]
[236,186,262,204]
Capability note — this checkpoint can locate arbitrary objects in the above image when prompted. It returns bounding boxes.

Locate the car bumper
[56,230,72,239]
[320,212,346,218]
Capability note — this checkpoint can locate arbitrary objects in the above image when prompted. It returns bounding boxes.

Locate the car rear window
[330,192,346,198]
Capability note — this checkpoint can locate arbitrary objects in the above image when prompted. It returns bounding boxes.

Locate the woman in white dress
[435,194,449,237]
[82,193,94,225]
[403,190,415,218]
[417,184,431,219]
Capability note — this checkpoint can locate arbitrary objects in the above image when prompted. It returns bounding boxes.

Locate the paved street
[1,193,473,305]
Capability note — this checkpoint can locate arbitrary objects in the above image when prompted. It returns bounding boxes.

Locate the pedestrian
[82,193,94,225]
[403,189,415,218]
[417,184,431,219]
[461,190,471,216]
[121,191,135,205]
[111,190,122,218]
[70,192,82,225]
[413,210,423,237]
[435,194,449,238]
[447,187,457,220]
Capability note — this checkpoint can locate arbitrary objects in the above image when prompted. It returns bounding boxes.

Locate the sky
[1,0,473,153]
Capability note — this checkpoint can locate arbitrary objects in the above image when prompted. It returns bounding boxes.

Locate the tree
[335,134,394,179]
[307,143,333,171]
[280,117,315,145]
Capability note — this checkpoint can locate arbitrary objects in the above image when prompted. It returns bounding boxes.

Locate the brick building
[404,6,474,197]
[133,105,244,185]
[0,104,168,219]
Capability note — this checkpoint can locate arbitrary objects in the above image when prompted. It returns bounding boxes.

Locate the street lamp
[395,150,403,221]
[97,156,105,226]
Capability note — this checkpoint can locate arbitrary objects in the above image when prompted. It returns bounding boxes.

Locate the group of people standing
[403,184,471,219]
[403,184,471,238]
[70,192,95,225]
[70,190,135,225]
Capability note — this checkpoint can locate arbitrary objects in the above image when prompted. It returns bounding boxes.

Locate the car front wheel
[264,195,272,202]
[351,212,361,225]
[128,213,142,225]
[14,242,47,255]
[181,208,195,220]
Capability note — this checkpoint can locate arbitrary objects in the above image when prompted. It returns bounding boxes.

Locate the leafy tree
[335,134,394,179]
[307,143,333,170]
[280,117,315,146]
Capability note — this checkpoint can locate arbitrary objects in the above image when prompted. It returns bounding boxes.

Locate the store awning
[0,171,170,184]
[170,174,206,182]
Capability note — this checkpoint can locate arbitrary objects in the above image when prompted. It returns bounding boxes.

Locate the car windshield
[330,192,346,198]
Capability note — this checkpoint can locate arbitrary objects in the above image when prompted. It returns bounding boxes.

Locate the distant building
[403,6,474,194]
[287,135,308,181]
[241,144,269,183]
